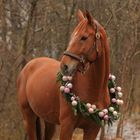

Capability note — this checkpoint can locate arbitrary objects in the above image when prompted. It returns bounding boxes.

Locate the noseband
[63,24,101,65]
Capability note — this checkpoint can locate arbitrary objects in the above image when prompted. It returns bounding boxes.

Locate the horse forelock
[71,19,88,38]
[68,19,88,47]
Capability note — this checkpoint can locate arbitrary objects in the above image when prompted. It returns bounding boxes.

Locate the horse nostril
[63,64,68,71]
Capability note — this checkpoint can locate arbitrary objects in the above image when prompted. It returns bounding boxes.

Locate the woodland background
[0,0,140,140]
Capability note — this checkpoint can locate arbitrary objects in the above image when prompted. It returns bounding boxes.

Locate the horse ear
[77,9,85,21]
[85,10,93,25]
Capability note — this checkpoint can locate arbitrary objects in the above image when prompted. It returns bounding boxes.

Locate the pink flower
[104,115,109,121]
[71,96,75,101]
[64,87,70,93]
[67,76,72,81]
[88,108,94,113]
[109,74,112,79]
[112,98,117,103]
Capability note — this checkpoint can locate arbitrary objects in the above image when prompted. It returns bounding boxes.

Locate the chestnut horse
[17,10,110,140]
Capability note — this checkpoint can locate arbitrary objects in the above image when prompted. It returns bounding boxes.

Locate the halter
[63,23,101,65]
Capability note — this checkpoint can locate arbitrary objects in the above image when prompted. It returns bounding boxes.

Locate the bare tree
[0,0,140,140]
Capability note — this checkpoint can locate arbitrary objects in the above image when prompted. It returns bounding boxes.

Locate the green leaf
[72,107,78,116]
[57,71,122,127]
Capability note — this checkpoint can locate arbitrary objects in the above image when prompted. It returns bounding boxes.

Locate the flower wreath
[57,72,123,126]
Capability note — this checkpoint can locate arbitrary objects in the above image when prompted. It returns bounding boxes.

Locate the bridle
[63,23,101,67]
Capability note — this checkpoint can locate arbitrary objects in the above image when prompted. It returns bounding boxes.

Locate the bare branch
[0,58,4,72]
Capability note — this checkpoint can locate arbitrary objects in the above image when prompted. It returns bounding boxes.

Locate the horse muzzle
[60,62,78,76]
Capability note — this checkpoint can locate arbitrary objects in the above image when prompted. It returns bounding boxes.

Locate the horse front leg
[83,126,100,140]
[59,117,75,140]
[59,95,77,140]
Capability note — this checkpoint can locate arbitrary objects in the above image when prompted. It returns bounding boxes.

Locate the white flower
[111,75,116,81]
[113,111,118,116]
[72,100,77,106]
[67,83,73,88]
[62,76,68,81]
[86,103,91,108]
[110,88,115,93]
[91,104,96,110]
[103,109,108,114]
[119,100,124,105]
[118,92,123,98]
[88,108,94,113]
[99,111,104,117]
[109,107,114,112]
[116,99,120,105]
[116,99,123,105]
[60,86,65,92]
[116,86,121,92]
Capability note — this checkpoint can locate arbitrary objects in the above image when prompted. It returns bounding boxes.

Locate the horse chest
[73,80,98,103]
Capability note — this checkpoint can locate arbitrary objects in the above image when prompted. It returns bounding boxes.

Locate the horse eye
[81,36,88,41]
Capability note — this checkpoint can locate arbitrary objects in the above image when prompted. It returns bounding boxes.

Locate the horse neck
[81,32,110,108]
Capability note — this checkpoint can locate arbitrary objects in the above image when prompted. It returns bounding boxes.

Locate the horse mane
[91,20,110,105]
[99,22,110,89]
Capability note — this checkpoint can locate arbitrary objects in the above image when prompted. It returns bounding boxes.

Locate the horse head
[60,10,103,75]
